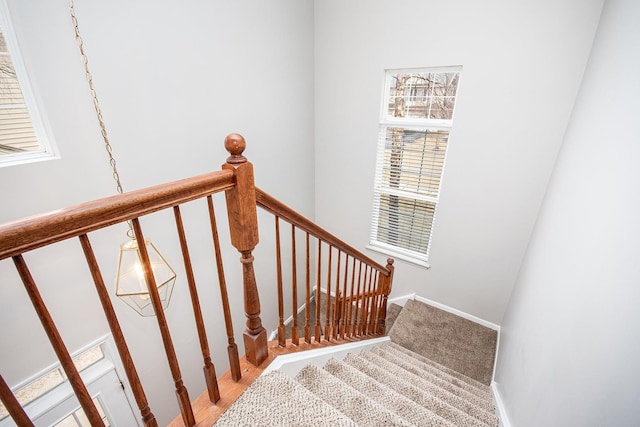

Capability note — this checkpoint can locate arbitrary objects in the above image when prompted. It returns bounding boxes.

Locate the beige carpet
[215,298,500,426]
[385,302,403,334]
[214,343,498,427]
[387,299,497,385]
[213,370,357,427]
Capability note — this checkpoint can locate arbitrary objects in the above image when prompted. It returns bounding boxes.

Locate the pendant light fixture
[69,0,176,316]
[115,237,176,316]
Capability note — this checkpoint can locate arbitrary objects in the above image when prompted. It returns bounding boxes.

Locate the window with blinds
[369,67,460,267]
[0,3,57,166]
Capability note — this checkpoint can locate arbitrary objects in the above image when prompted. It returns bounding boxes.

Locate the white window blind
[369,67,460,266]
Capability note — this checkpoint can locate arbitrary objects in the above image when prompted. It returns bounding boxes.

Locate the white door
[0,336,140,427]
[31,366,139,427]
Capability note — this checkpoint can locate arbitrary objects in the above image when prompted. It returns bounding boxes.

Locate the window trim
[0,334,140,427]
[368,66,461,268]
[0,0,59,167]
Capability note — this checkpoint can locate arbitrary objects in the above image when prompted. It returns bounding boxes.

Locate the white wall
[0,1,314,424]
[494,0,640,424]
[314,0,603,324]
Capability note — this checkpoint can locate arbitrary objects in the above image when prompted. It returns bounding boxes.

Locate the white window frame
[368,66,461,268]
[0,0,58,167]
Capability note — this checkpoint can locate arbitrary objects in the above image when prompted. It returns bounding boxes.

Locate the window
[0,1,57,167]
[0,336,139,427]
[0,345,105,421]
[369,67,461,267]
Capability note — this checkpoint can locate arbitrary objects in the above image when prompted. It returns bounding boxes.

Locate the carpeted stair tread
[357,350,497,422]
[374,345,493,400]
[295,364,413,426]
[323,358,456,427]
[213,370,357,427]
[343,354,497,427]
[387,341,490,391]
[387,300,497,385]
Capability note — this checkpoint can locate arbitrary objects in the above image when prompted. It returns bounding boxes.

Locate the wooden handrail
[255,188,391,276]
[0,170,235,260]
[1,132,397,426]
[256,186,395,347]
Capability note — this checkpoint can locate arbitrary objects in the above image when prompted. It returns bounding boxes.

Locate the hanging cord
[68,0,134,238]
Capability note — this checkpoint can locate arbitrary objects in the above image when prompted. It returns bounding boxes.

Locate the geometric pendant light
[115,238,177,317]
[68,0,176,317]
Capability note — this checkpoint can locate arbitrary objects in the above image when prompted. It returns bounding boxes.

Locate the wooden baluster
[377,259,395,334]
[358,264,369,335]
[207,196,241,381]
[364,266,374,335]
[315,240,322,343]
[332,250,341,340]
[275,217,286,347]
[0,374,34,427]
[368,272,380,335]
[174,206,220,403]
[353,262,364,337]
[324,245,333,342]
[304,232,311,344]
[346,257,357,338]
[351,261,362,336]
[368,266,376,334]
[79,235,157,426]
[12,255,105,426]
[374,271,383,335]
[222,134,268,366]
[358,264,367,336]
[291,224,299,346]
[340,255,349,340]
[131,219,195,426]
[359,265,370,336]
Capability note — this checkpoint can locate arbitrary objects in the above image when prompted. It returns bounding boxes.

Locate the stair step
[387,341,490,391]
[212,370,357,427]
[373,345,494,402]
[360,350,494,414]
[345,353,498,427]
[295,364,413,426]
[213,340,500,427]
[323,358,455,427]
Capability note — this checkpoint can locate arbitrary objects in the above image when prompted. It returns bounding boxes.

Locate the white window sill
[366,244,431,270]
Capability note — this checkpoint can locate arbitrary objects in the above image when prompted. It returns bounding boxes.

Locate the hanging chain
[68,0,134,238]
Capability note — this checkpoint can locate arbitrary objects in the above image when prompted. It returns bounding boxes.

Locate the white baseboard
[412,295,500,331]
[491,381,512,427]
[263,336,391,378]
[387,293,417,307]
[268,292,317,341]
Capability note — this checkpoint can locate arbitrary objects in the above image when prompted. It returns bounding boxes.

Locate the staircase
[213,299,500,427]
[0,135,499,426]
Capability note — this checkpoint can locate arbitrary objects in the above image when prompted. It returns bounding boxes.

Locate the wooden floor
[168,336,380,427]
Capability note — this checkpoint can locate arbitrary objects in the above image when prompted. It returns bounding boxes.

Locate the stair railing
[255,189,395,346]
[0,133,395,427]
[0,135,252,426]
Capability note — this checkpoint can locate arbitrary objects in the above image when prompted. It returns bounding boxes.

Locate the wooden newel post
[377,258,395,334]
[223,133,268,366]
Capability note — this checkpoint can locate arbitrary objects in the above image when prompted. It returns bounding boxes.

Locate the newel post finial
[224,133,247,165]
[222,134,268,367]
